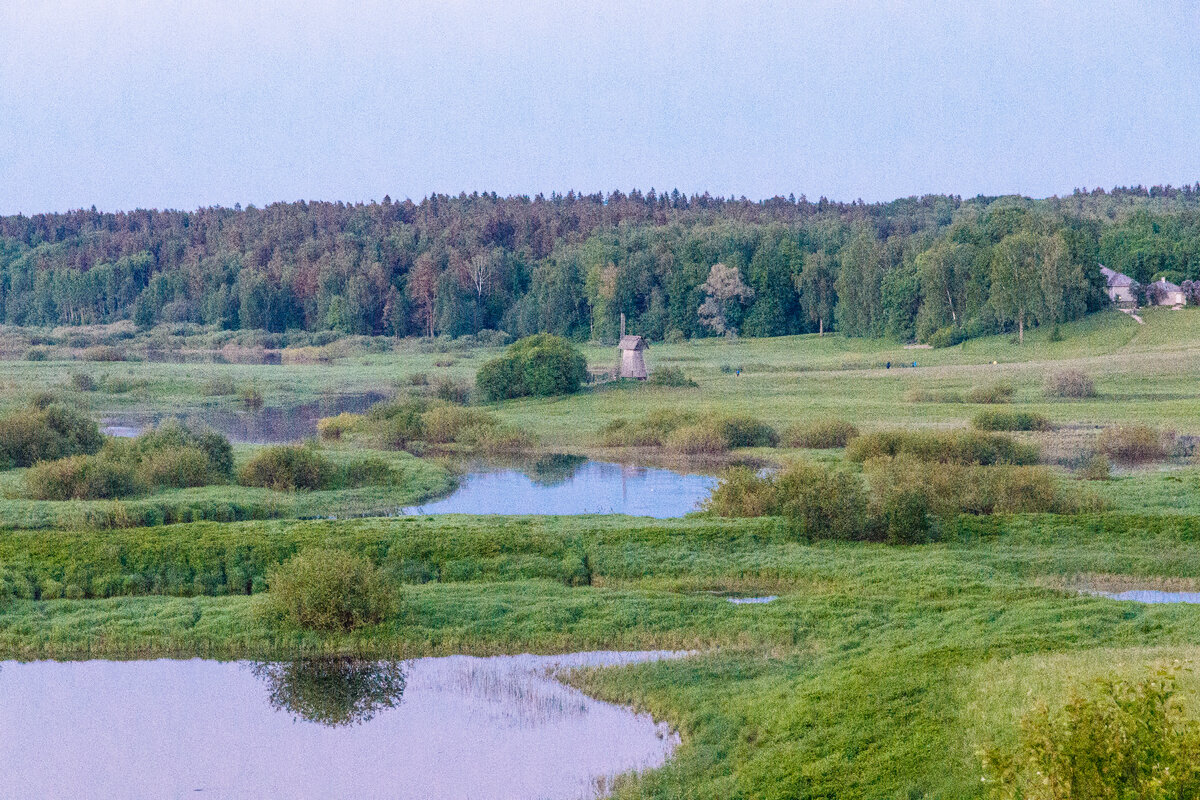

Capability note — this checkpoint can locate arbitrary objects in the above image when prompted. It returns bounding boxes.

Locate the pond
[1095,589,1200,604]
[100,392,388,444]
[0,650,683,800]
[402,455,718,517]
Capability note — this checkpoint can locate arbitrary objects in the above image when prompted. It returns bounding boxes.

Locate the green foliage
[972,409,1052,432]
[982,669,1200,800]
[1046,369,1096,399]
[707,460,869,540]
[846,429,1040,466]
[251,659,406,727]
[68,372,96,392]
[665,423,730,455]
[783,419,860,449]
[646,366,698,387]
[263,548,396,632]
[717,416,779,448]
[24,347,48,361]
[0,402,103,469]
[24,453,143,500]
[317,412,361,441]
[966,382,1015,404]
[476,334,587,401]
[1081,453,1112,481]
[238,445,336,491]
[1097,425,1167,464]
[598,409,696,447]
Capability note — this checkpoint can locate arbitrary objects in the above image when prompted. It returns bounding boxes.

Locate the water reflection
[0,652,682,800]
[404,459,718,517]
[250,658,406,727]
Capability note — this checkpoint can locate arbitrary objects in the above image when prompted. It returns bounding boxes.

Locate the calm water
[403,457,717,517]
[101,392,387,444]
[1097,590,1200,604]
[0,651,682,800]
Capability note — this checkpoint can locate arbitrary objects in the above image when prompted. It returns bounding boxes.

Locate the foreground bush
[646,366,698,387]
[263,548,396,632]
[0,402,103,469]
[1045,369,1096,399]
[783,419,859,449]
[1097,424,1168,464]
[24,454,142,500]
[972,409,1052,432]
[707,461,869,540]
[476,334,587,401]
[845,429,1039,466]
[239,445,335,491]
[982,669,1200,800]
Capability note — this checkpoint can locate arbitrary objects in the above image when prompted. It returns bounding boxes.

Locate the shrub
[1097,424,1167,464]
[647,366,698,387]
[783,419,859,449]
[966,382,1015,404]
[25,454,144,500]
[317,413,360,441]
[666,423,729,455]
[463,424,536,453]
[704,467,778,517]
[972,409,1052,432]
[239,385,264,409]
[1046,369,1096,399]
[25,347,49,361]
[905,388,963,403]
[408,372,429,386]
[928,326,965,348]
[138,446,215,489]
[982,669,1200,800]
[420,405,497,444]
[0,402,104,469]
[432,376,471,404]
[717,416,779,448]
[135,421,235,480]
[1081,453,1112,480]
[597,409,696,447]
[202,376,236,396]
[476,334,587,401]
[69,373,97,392]
[263,548,396,632]
[81,345,125,362]
[707,461,869,540]
[238,445,335,491]
[845,429,1039,466]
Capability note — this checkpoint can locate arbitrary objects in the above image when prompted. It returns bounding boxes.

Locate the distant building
[1100,265,1137,305]
[617,335,648,379]
[1149,277,1187,307]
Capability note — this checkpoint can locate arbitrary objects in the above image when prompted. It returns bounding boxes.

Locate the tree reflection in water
[251,658,406,727]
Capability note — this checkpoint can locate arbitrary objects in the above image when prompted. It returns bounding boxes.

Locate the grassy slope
[4,513,1200,798]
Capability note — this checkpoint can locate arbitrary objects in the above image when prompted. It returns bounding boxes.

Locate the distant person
[735,368,741,377]
[886,361,891,369]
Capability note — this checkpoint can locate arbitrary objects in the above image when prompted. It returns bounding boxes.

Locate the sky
[2,0,1199,214]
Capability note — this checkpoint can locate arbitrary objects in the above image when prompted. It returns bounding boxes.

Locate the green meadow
[3,309,1200,797]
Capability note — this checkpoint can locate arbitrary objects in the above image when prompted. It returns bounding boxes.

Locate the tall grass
[845,429,1040,465]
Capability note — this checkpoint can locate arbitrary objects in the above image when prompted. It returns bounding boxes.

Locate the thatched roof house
[618,335,648,379]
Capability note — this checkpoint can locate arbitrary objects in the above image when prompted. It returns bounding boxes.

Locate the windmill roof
[618,335,647,351]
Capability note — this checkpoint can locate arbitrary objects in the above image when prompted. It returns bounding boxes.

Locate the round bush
[239,445,335,491]
[476,334,587,401]
[1045,369,1096,399]
[264,549,396,632]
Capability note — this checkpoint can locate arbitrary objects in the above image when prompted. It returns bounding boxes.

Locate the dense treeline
[4,185,1200,343]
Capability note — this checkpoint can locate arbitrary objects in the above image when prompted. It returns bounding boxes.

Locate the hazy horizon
[3,1,1199,215]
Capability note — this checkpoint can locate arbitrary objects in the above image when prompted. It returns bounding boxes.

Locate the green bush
[1097,425,1167,464]
[25,454,144,500]
[966,382,1015,404]
[928,326,965,348]
[135,421,235,480]
[476,334,587,401]
[597,409,695,447]
[81,345,125,362]
[138,446,215,489]
[1046,369,1096,399]
[982,669,1200,800]
[25,347,49,361]
[666,423,729,455]
[420,405,498,444]
[239,445,335,491]
[0,402,104,469]
[317,413,361,441]
[646,366,698,387]
[239,385,264,409]
[69,373,97,392]
[1081,453,1112,481]
[718,416,779,448]
[972,409,1052,432]
[263,548,397,632]
[845,429,1039,466]
[707,461,869,540]
[783,419,860,449]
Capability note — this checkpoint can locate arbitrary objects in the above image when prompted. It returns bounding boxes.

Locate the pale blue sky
[2,1,1198,214]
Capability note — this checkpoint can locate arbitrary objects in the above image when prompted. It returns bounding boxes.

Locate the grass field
[3,310,1200,797]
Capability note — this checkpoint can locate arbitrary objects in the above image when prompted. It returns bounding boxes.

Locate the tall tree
[797,251,836,336]
[697,262,754,336]
[989,232,1040,343]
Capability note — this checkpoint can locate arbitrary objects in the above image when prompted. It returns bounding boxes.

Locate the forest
[4,185,1200,344]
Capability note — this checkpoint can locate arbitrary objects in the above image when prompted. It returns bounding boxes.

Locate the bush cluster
[1097,424,1168,464]
[263,548,396,632]
[24,422,234,500]
[783,419,860,449]
[317,413,361,441]
[238,445,336,491]
[0,402,104,469]
[707,454,1094,543]
[646,366,698,387]
[362,398,534,453]
[845,429,1040,466]
[972,409,1052,432]
[982,669,1200,800]
[600,410,777,453]
[475,334,587,401]
[1046,369,1096,399]
[966,382,1015,404]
